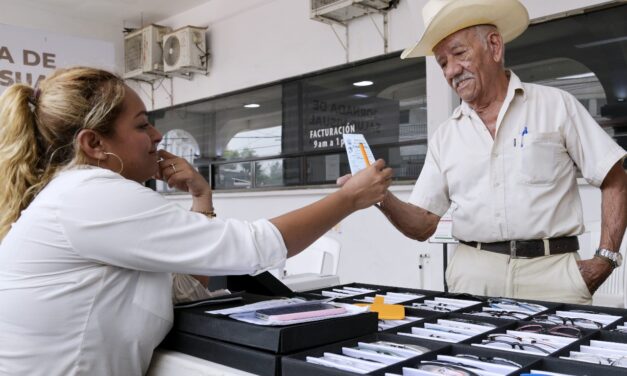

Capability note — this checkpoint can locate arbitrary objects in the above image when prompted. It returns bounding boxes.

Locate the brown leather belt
[459,236,579,258]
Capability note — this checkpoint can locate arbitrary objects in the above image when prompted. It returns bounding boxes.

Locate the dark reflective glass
[506,4,627,168]
[151,55,427,190]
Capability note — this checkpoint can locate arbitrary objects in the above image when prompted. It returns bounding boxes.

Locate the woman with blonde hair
[0,67,392,376]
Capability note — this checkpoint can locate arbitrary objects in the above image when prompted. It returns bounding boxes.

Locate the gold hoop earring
[97,152,124,175]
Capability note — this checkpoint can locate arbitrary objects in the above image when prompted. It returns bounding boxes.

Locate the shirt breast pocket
[517,131,565,185]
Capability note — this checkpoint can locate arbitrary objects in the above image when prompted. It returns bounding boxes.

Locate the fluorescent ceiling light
[353,80,373,87]
[243,103,260,108]
[556,72,595,80]
[353,93,368,98]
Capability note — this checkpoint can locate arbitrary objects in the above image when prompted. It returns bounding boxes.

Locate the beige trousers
[446,243,592,304]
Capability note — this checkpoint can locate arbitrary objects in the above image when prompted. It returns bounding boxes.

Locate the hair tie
[28,88,41,106]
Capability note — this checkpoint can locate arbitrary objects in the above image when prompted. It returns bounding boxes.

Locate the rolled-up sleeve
[409,140,451,217]
[562,92,626,187]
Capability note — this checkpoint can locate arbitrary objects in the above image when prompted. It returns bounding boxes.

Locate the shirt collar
[451,70,526,120]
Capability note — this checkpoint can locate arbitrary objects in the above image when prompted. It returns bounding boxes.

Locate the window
[506,4,627,168]
[150,54,427,191]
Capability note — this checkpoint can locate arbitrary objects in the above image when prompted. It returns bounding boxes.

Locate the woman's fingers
[156,150,211,196]
[341,159,393,210]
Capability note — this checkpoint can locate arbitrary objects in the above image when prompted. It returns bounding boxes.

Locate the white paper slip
[306,356,370,374]
[343,133,375,174]
[436,355,519,374]
[342,346,403,365]
[206,298,306,315]
[529,370,575,376]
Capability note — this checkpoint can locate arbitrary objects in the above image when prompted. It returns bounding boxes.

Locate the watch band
[595,254,617,268]
[595,248,621,268]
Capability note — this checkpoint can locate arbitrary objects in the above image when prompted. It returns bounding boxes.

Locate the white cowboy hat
[401,0,530,59]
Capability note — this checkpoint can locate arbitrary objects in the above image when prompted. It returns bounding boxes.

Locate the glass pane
[151,54,428,190]
[254,158,301,188]
[225,125,282,159]
[214,162,252,189]
[506,4,627,167]
[306,153,350,185]
[155,129,201,193]
[301,57,427,152]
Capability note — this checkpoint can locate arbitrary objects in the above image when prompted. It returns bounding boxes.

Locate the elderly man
[378,0,627,303]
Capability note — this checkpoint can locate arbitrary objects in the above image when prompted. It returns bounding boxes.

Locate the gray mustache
[452,73,474,88]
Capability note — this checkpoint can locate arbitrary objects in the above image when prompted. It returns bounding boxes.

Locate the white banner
[0,23,115,94]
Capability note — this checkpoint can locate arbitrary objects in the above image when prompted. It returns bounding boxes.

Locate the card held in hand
[343,133,375,175]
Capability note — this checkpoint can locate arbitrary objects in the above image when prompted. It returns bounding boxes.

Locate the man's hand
[576,257,614,294]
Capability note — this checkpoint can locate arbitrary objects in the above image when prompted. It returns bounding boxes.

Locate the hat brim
[401,0,529,59]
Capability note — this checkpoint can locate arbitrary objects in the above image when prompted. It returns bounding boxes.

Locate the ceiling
[4,0,213,28]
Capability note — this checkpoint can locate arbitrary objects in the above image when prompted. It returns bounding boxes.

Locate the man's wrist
[594,248,622,269]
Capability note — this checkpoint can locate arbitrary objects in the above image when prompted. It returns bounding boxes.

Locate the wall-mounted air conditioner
[310,0,397,24]
[163,26,208,75]
[124,24,172,80]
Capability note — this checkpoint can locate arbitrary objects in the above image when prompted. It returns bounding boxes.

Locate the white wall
[0,5,123,72]
[132,0,616,111]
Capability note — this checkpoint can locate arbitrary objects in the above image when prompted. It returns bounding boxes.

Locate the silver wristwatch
[594,248,623,268]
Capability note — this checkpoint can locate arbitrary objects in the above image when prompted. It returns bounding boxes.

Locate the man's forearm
[599,161,627,252]
[378,191,440,241]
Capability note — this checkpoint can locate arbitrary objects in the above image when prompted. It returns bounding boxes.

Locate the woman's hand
[155,150,211,199]
[339,159,392,210]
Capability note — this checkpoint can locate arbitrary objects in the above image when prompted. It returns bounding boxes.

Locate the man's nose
[444,61,462,82]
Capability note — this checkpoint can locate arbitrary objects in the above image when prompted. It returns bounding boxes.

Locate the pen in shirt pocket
[520,126,528,147]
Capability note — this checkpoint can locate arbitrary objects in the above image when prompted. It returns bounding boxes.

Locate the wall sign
[302,83,400,151]
[0,23,115,94]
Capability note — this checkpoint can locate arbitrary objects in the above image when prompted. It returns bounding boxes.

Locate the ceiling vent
[163,26,209,76]
[123,24,172,80]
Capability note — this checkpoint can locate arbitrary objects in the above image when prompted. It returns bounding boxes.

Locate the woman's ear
[76,129,105,161]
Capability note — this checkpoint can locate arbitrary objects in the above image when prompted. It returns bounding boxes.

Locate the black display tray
[282,332,449,376]
[172,292,378,353]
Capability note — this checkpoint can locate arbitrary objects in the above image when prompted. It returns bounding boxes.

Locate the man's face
[433,27,498,105]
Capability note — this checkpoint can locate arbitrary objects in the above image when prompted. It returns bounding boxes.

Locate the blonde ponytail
[0,85,41,238]
[0,67,125,240]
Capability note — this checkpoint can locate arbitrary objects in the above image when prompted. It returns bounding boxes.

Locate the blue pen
[520,126,528,147]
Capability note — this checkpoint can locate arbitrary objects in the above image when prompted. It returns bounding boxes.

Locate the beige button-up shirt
[409,71,626,243]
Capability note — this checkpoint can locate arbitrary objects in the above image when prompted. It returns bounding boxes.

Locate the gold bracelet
[198,209,217,218]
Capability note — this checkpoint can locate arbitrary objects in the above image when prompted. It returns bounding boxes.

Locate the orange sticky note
[354,296,405,320]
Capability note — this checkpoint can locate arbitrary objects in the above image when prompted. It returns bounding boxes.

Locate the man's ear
[487,32,504,64]
[76,129,105,161]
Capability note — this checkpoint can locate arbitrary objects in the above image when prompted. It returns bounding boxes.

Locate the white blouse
[0,167,287,376]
